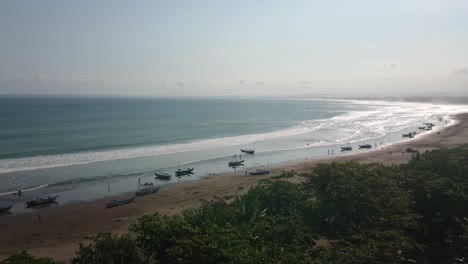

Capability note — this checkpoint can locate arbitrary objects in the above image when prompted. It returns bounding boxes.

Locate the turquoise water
[0,96,465,212]
[0,97,345,159]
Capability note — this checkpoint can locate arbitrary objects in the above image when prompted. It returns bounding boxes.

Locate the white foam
[0,122,325,173]
[0,100,466,174]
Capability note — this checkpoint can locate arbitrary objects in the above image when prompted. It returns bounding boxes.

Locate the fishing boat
[340,146,353,151]
[105,197,135,208]
[140,182,153,187]
[228,160,244,167]
[175,168,195,176]
[240,149,255,154]
[423,122,434,127]
[0,205,13,213]
[136,186,160,197]
[25,195,59,207]
[418,126,427,130]
[358,144,372,149]
[248,169,270,176]
[154,172,172,181]
[402,133,412,137]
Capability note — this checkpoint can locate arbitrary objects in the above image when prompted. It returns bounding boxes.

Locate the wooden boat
[136,186,160,197]
[358,144,372,149]
[140,182,153,187]
[154,172,172,181]
[240,149,255,154]
[228,160,244,167]
[0,205,13,213]
[25,195,59,207]
[340,146,353,151]
[105,197,135,208]
[402,133,412,137]
[175,168,194,176]
[248,169,270,176]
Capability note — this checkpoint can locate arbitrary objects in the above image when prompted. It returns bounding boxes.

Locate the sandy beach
[0,113,467,262]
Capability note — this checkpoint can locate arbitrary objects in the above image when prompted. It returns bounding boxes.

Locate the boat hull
[25,195,59,207]
[105,197,135,208]
[0,205,13,213]
[136,187,161,197]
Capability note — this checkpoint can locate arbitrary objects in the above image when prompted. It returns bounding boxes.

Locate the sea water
[0,96,466,213]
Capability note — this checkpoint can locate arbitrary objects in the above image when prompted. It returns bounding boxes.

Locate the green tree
[0,251,55,264]
[71,233,147,264]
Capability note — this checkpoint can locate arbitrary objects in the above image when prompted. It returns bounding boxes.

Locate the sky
[0,0,467,97]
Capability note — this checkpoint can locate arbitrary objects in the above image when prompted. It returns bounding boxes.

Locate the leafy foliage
[7,149,468,263]
[0,251,55,264]
[71,233,148,264]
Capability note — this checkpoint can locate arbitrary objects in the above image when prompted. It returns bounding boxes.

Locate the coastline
[0,112,467,262]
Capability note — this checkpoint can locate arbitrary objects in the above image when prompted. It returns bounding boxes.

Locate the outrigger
[25,195,59,207]
[105,197,134,208]
[403,132,417,138]
[136,186,160,197]
[154,172,172,181]
[0,205,13,213]
[240,149,255,154]
[175,168,194,176]
[228,160,244,167]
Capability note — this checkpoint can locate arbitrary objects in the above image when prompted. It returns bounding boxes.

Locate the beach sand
[0,113,467,262]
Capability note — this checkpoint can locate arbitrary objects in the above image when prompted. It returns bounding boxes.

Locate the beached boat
[175,168,194,176]
[25,195,59,207]
[105,197,135,208]
[154,172,172,181]
[340,146,353,151]
[0,205,13,213]
[423,122,434,127]
[140,182,153,187]
[136,186,160,197]
[248,169,270,176]
[240,149,255,154]
[402,133,413,137]
[228,160,244,167]
[358,144,372,149]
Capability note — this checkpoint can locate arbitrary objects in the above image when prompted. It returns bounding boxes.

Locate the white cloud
[80,75,91,82]
[384,63,397,70]
[452,67,468,76]
[35,74,46,80]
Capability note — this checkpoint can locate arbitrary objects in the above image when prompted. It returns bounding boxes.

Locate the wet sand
[0,113,467,262]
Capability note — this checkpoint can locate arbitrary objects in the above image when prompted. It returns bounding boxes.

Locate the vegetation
[0,251,55,264]
[6,148,468,263]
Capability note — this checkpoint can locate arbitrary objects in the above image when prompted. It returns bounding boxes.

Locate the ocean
[0,96,466,212]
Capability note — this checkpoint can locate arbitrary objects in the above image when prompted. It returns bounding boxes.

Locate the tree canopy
[6,148,468,264]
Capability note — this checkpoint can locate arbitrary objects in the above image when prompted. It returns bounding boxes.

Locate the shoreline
[0,113,467,261]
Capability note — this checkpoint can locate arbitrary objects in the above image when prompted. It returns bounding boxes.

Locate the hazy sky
[0,0,467,96]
